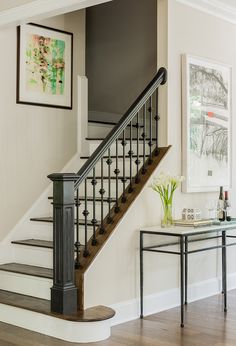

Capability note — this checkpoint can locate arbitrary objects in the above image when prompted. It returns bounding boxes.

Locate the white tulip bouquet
[151,173,184,227]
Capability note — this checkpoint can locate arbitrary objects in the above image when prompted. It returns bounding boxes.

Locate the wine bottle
[217,186,225,222]
[224,191,231,222]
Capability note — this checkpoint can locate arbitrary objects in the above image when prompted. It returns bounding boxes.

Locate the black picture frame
[16,23,73,110]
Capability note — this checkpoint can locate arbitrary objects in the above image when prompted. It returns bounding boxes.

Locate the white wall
[0,10,85,240]
[84,0,236,321]
[0,0,36,12]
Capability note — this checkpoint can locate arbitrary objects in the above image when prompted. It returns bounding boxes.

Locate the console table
[140,222,236,327]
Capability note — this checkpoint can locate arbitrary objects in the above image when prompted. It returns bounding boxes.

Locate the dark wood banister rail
[75,67,167,189]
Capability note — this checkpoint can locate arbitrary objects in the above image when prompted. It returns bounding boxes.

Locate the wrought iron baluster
[128,120,133,193]
[91,167,97,245]
[142,104,147,174]
[121,130,127,202]
[114,139,120,213]
[106,148,113,223]
[99,157,105,234]
[148,96,153,164]
[135,112,141,183]
[75,189,81,268]
[83,178,89,257]
[154,89,160,155]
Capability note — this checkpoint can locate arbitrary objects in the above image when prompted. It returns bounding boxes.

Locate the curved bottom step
[0,290,115,343]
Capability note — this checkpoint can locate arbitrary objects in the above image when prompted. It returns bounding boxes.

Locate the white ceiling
[0,0,112,27]
[221,0,236,9]
[177,0,236,24]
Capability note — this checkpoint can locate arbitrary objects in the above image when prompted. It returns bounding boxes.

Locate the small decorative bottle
[217,186,225,222]
[224,191,232,222]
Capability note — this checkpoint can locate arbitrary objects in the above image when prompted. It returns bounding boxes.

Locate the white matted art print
[182,55,231,193]
[17,23,73,109]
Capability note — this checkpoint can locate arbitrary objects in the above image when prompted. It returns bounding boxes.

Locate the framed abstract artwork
[182,55,231,192]
[17,23,73,109]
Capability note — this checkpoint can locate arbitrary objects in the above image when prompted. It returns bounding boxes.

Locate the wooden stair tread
[86,137,157,141]
[11,239,85,252]
[88,119,144,128]
[0,263,53,279]
[81,154,144,159]
[30,217,100,226]
[12,239,53,249]
[87,176,129,180]
[0,289,115,322]
[48,196,116,202]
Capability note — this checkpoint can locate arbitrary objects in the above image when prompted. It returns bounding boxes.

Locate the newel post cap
[48,173,80,182]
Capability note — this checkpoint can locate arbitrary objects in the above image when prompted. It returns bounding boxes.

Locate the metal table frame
[140,224,236,327]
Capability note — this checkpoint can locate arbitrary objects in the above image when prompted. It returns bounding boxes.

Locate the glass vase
[161,203,173,228]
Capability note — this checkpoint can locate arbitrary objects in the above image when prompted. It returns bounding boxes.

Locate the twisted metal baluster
[142,104,147,174]
[114,139,120,213]
[75,189,81,268]
[83,178,89,257]
[148,96,153,164]
[128,120,133,193]
[99,157,105,234]
[91,167,98,245]
[154,89,160,156]
[121,130,127,202]
[135,112,141,183]
[106,148,113,223]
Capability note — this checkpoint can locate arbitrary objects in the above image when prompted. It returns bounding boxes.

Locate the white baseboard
[110,272,236,326]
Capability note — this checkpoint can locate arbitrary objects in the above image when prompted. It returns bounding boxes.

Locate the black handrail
[75,67,167,190]
[49,66,167,313]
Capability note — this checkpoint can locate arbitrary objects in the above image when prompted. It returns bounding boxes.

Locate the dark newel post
[48,173,78,315]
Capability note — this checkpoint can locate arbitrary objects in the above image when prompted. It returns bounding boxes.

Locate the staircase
[0,68,170,343]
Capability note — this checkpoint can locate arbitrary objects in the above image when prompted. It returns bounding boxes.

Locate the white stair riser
[14,246,53,269]
[28,224,95,243]
[88,140,151,156]
[78,161,139,179]
[88,121,157,140]
[77,181,126,198]
[30,222,54,241]
[0,271,52,300]
[88,123,113,138]
[77,202,114,219]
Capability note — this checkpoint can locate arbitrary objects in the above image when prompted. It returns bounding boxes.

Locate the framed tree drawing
[182,55,231,192]
[17,23,73,109]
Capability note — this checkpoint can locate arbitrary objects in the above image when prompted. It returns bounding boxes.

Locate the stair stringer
[0,152,82,267]
[83,147,172,315]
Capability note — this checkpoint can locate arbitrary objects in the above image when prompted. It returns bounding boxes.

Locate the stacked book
[174,219,220,228]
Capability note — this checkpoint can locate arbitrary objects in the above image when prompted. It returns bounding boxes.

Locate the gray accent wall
[86,0,157,121]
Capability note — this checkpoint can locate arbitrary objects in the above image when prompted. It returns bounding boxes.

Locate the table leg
[222,230,227,312]
[185,236,188,305]
[180,236,184,327]
[140,232,144,318]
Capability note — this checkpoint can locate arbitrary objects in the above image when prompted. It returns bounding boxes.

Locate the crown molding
[176,0,236,25]
[0,0,112,27]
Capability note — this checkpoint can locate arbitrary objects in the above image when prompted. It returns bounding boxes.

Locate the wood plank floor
[1,290,236,345]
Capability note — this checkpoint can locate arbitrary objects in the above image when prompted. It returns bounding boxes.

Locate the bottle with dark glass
[224,191,231,222]
[217,186,225,222]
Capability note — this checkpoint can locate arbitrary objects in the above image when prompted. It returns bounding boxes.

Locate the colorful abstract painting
[26,34,66,95]
[182,55,231,192]
[17,24,73,109]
